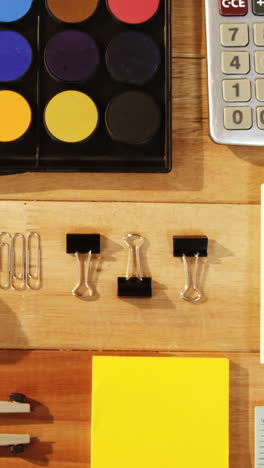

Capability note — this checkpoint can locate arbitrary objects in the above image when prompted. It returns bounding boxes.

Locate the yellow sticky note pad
[91,356,229,468]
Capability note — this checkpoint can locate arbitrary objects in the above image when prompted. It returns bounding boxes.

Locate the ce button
[219,0,248,15]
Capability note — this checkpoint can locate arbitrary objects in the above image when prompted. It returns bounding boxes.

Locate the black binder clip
[173,236,208,303]
[118,234,152,298]
[66,234,100,300]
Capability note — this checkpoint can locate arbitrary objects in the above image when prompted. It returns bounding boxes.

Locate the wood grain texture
[0,0,262,205]
[0,3,261,465]
[0,349,261,468]
[0,200,259,351]
[0,351,91,468]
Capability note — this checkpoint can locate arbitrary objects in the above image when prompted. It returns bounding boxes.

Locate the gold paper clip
[0,232,12,290]
[26,232,41,290]
[11,233,26,290]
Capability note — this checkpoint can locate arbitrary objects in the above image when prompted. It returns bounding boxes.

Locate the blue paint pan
[0,31,32,81]
[0,0,33,22]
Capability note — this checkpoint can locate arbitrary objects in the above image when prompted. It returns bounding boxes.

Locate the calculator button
[224,106,252,129]
[253,0,264,15]
[222,79,251,101]
[256,79,264,100]
[221,51,250,74]
[219,0,248,16]
[257,107,264,128]
[255,51,264,73]
[220,23,249,46]
[254,23,264,45]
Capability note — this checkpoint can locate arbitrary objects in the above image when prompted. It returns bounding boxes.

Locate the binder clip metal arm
[118,234,152,298]
[67,234,100,300]
[173,236,208,303]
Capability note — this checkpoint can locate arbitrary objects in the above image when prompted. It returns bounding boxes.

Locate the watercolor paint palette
[0,0,171,174]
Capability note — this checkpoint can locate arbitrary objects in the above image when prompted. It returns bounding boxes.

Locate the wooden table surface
[0,350,260,468]
[0,0,262,466]
[0,0,263,205]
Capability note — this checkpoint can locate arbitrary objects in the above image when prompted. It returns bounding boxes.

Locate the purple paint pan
[44,30,100,82]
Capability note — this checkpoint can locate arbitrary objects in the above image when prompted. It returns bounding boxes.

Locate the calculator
[205,0,264,145]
